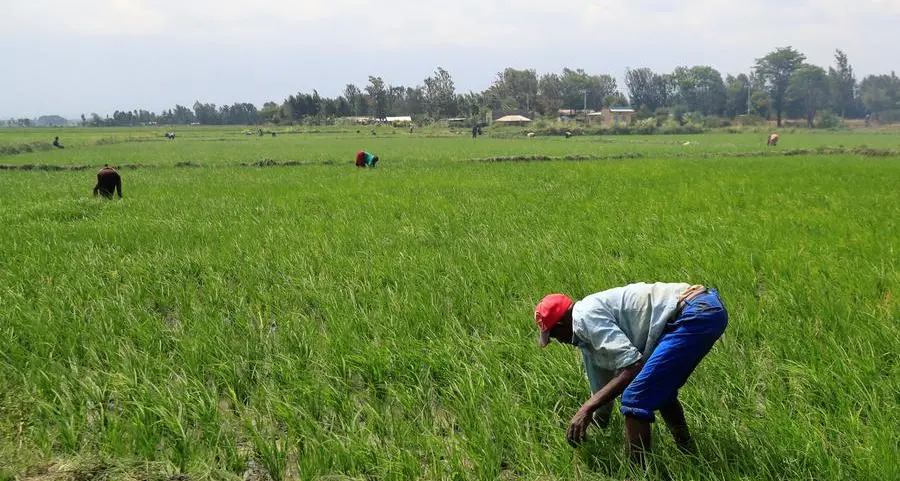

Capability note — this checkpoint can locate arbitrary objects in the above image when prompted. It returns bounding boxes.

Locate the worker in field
[52,136,64,148]
[355,150,379,168]
[767,133,779,146]
[93,164,123,199]
[534,283,728,465]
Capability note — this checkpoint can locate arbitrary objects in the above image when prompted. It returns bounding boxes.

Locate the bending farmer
[93,164,123,199]
[534,283,728,464]
[355,150,379,168]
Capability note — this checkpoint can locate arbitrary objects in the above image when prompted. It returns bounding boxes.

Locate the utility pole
[583,89,588,123]
[747,84,751,116]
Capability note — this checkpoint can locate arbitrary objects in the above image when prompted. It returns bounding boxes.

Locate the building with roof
[494,114,532,126]
[382,116,412,124]
[601,107,636,126]
[558,108,598,122]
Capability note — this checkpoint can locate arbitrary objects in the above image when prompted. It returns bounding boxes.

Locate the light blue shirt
[573,282,690,393]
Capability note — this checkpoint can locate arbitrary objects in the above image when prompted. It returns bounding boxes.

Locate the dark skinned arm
[93,173,101,196]
[116,176,122,198]
[566,359,645,446]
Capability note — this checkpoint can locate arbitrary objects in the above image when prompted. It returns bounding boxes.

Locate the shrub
[659,120,705,134]
[671,105,690,124]
[875,109,900,124]
[653,108,671,126]
[633,117,659,134]
[735,115,764,126]
[815,111,841,129]
[699,115,731,129]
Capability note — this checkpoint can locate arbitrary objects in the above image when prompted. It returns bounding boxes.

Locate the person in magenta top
[355,150,379,168]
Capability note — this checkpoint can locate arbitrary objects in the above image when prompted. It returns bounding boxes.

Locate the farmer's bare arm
[567,359,644,445]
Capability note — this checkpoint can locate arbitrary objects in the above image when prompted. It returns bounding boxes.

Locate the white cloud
[0,0,897,116]
[3,0,897,52]
[3,0,167,36]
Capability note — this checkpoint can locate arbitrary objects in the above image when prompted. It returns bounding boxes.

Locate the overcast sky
[2,0,898,118]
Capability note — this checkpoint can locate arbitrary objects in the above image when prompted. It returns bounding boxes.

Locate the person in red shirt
[355,150,379,168]
[93,165,122,199]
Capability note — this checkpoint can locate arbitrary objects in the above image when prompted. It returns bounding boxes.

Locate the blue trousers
[619,289,728,422]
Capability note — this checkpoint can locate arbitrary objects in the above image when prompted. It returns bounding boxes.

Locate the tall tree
[859,72,900,115]
[788,65,829,127]
[828,49,857,118]
[537,73,563,115]
[749,91,772,118]
[559,68,618,111]
[192,101,219,124]
[458,91,485,118]
[423,67,458,118]
[487,68,539,112]
[626,68,673,112]
[725,74,750,117]
[365,77,389,120]
[343,84,365,116]
[754,46,807,126]
[259,102,283,124]
[387,85,406,115]
[672,66,727,116]
[172,105,194,124]
[405,86,426,115]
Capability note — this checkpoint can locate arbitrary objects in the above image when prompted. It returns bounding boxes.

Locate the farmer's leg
[619,290,728,459]
[625,415,651,465]
[659,398,694,452]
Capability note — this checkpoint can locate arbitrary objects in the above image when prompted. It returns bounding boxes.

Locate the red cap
[535,293,574,347]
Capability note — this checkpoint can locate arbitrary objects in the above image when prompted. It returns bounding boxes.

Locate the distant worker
[355,150,379,168]
[93,164,122,199]
[472,124,479,139]
[767,133,779,146]
[565,131,573,139]
[271,131,276,137]
[52,136,64,149]
[535,283,728,465]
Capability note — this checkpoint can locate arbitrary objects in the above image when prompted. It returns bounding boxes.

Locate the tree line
[4,47,899,128]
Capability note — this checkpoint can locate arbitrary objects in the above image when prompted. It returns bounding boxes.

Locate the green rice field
[1,126,898,480]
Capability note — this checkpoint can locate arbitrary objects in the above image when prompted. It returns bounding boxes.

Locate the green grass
[0,127,898,480]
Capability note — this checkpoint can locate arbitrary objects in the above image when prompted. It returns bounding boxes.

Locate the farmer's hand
[567,410,592,446]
